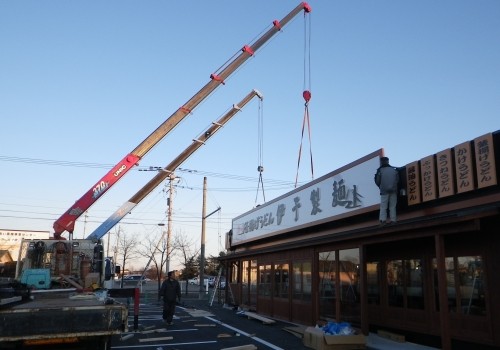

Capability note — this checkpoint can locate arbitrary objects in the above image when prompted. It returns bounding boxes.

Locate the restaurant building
[221,131,500,349]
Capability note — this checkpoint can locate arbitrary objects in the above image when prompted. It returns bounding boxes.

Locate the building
[0,229,50,262]
[221,131,499,349]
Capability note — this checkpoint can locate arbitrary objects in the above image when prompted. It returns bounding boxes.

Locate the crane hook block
[257,165,264,172]
[242,45,255,56]
[210,73,225,85]
[303,90,312,103]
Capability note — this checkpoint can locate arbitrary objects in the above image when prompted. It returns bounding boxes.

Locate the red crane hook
[303,90,311,103]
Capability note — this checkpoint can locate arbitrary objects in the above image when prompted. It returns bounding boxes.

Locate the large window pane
[339,248,361,325]
[367,262,380,305]
[339,249,360,303]
[293,261,311,301]
[387,260,404,307]
[274,263,289,298]
[231,261,239,283]
[250,260,258,307]
[387,259,423,309]
[303,261,312,301]
[258,264,271,296]
[242,260,250,305]
[458,256,485,315]
[434,255,486,316]
[319,251,336,320]
[405,259,424,309]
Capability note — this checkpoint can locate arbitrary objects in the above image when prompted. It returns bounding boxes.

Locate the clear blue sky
[1,1,499,270]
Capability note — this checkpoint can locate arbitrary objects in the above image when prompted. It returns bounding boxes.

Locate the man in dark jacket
[159,271,181,325]
[374,157,399,225]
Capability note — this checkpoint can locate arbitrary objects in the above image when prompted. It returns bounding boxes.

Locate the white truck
[0,239,128,349]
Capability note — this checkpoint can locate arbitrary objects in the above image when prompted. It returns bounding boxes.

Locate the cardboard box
[303,327,366,350]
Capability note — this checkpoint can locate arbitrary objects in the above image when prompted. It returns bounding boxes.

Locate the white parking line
[111,340,218,349]
[204,316,284,350]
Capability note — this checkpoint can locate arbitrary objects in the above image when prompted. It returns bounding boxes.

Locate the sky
[1,1,499,271]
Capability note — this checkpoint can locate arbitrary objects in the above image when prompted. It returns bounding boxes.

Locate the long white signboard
[231,151,382,246]
[0,229,50,261]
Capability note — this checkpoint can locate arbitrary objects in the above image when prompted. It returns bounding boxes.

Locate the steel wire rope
[294,10,313,188]
[255,95,266,205]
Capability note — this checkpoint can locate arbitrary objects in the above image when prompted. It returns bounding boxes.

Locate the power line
[0,155,300,189]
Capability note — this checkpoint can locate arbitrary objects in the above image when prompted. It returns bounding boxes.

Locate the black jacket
[374,164,399,195]
[159,278,181,302]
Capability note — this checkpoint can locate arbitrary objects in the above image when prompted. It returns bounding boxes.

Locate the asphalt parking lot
[110,295,309,350]
[109,284,438,350]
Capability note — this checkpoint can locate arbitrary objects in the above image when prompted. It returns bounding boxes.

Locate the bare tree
[138,232,168,290]
[172,230,199,282]
[116,229,140,288]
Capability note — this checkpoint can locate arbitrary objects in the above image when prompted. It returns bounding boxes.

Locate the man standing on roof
[374,156,399,226]
[159,271,181,325]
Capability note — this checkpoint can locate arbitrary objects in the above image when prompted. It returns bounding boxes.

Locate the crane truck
[0,3,311,349]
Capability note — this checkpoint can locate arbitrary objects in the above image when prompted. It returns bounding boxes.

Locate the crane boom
[53,2,311,239]
[86,89,263,241]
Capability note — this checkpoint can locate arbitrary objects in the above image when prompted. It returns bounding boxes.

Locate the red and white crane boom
[87,89,263,241]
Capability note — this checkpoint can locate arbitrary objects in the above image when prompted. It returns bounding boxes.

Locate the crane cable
[295,12,313,188]
[255,97,266,205]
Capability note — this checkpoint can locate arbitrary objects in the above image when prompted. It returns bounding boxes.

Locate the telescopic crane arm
[53,2,311,239]
[86,89,263,241]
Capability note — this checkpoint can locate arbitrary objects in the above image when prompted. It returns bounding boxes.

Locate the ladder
[209,268,223,306]
[209,267,237,306]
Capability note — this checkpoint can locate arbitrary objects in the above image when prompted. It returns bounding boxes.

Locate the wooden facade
[221,131,500,350]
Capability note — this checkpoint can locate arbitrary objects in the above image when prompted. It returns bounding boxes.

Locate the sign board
[474,133,497,188]
[454,141,475,194]
[436,149,455,198]
[407,132,497,205]
[406,161,421,205]
[231,151,382,246]
[0,229,50,261]
[420,155,437,202]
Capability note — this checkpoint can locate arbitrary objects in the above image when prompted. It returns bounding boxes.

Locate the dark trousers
[162,300,176,322]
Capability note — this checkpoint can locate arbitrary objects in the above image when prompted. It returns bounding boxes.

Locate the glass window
[386,259,424,309]
[339,248,361,325]
[242,260,249,285]
[339,249,360,304]
[231,261,239,283]
[293,261,311,301]
[258,264,271,296]
[274,263,289,298]
[319,251,336,320]
[387,260,404,307]
[241,260,250,305]
[434,255,485,316]
[249,260,258,307]
[458,256,485,315]
[367,262,380,305]
[405,259,424,309]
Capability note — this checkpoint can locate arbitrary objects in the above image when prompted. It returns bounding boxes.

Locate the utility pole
[165,174,175,276]
[199,177,207,299]
[199,177,220,299]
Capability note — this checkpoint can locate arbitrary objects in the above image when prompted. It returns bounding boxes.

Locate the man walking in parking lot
[159,271,181,325]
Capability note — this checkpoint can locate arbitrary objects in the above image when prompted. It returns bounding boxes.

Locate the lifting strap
[295,13,313,188]
[255,98,266,204]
